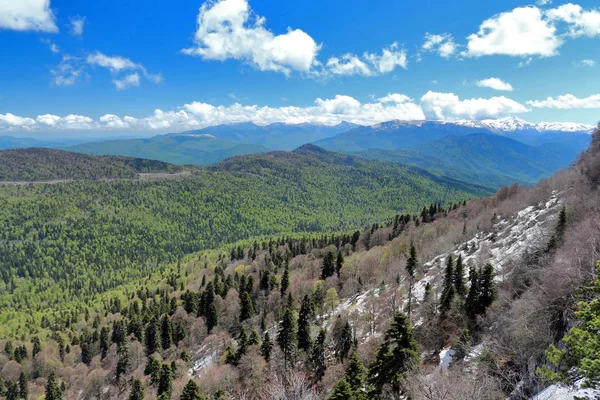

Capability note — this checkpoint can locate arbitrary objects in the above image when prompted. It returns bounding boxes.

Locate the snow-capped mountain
[454,116,594,133]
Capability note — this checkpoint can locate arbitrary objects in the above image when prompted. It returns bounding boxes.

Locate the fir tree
[45,372,62,400]
[161,314,173,350]
[478,263,496,312]
[368,312,420,396]
[19,372,28,400]
[465,266,480,319]
[5,381,19,400]
[336,251,344,277]
[206,302,218,334]
[309,329,327,383]
[128,379,145,400]
[345,352,368,398]
[180,379,207,400]
[405,243,418,320]
[440,255,455,312]
[32,336,41,358]
[235,328,249,362]
[239,292,255,322]
[297,295,313,352]
[328,378,354,400]
[280,264,290,297]
[116,343,130,383]
[100,326,109,359]
[81,341,92,365]
[145,317,161,355]
[260,332,273,362]
[321,252,335,279]
[157,363,174,398]
[453,254,466,297]
[277,304,297,368]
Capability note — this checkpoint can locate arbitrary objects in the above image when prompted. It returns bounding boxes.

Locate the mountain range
[0,117,593,188]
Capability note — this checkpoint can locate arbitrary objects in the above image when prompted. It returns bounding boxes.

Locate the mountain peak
[293,143,329,154]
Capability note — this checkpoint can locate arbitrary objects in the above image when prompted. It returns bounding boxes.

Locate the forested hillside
[0,148,190,181]
[0,130,598,400]
[0,146,484,325]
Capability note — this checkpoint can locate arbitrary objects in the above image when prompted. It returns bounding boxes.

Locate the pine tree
[297,295,313,352]
[465,267,480,319]
[280,264,290,297]
[235,328,249,362]
[440,255,455,312]
[145,356,161,381]
[81,341,92,365]
[19,372,28,400]
[405,243,418,320]
[277,304,297,368]
[239,292,255,322]
[5,380,19,400]
[453,254,466,297]
[128,379,145,400]
[157,363,174,398]
[478,263,496,312]
[368,312,420,396]
[260,332,273,362]
[32,336,41,358]
[345,352,368,398]
[100,326,109,359]
[145,317,161,355]
[180,379,207,400]
[161,314,173,350]
[336,251,344,277]
[45,372,62,400]
[333,319,353,363]
[328,378,354,400]
[321,252,335,279]
[206,302,218,333]
[116,344,130,383]
[309,329,327,383]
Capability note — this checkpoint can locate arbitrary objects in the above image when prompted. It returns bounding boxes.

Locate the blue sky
[0,0,599,137]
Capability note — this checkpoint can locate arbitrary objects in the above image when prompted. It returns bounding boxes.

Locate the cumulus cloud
[546,3,600,38]
[85,51,161,89]
[464,7,561,57]
[182,0,320,75]
[113,73,141,90]
[69,16,85,36]
[325,44,407,77]
[527,93,600,109]
[0,0,57,32]
[476,78,514,91]
[420,91,529,120]
[422,33,458,58]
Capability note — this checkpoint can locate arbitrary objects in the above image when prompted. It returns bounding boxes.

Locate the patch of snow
[532,380,600,400]
[439,347,455,369]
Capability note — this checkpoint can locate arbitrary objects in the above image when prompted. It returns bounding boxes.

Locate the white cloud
[0,0,57,32]
[527,93,600,109]
[113,73,141,90]
[324,44,407,77]
[51,55,83,87]
[422,33,457,58]
[476,77,514,91]
[86,52,140,72]
[420,91,529,120]
[537,0,552,5]
[182,0,320,75]
[546,3,600,38]
[464,7,561,57]
[69,16,85,36]
[573,59,596,67]
[378,93,413,103]
[518,57,533,67]
[0,113,36,128]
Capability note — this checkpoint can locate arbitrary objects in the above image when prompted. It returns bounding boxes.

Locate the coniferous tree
[161,315,173,350]
[260,332,273,362]
[128,379,145,400]
[145,317,161,355]
[235,328,249,362]
[478,263,496,312]
[465,267,480,319]
[440,256,455,312]
[100,326,109,359]
[336,251,344,277]
[5,381,19,400]
[206,302,218,333]
[345,352,368,398]
[239,292,255,322]
[19,372,28,400]
[328,378,354,400]
[116,344,130,382]
[297,295,313,352]
[405,243,418,320]
[280,264,290,297]
[453,254,466,297]
[321,252,335,279]
[32,336,41,358]
[309,329,327,383]
[157,363,174,398]
[181,379,207,400]
[368,312,419,396]
[81,341,92,365]
[45,372,62,400]
[277,304,297,368]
